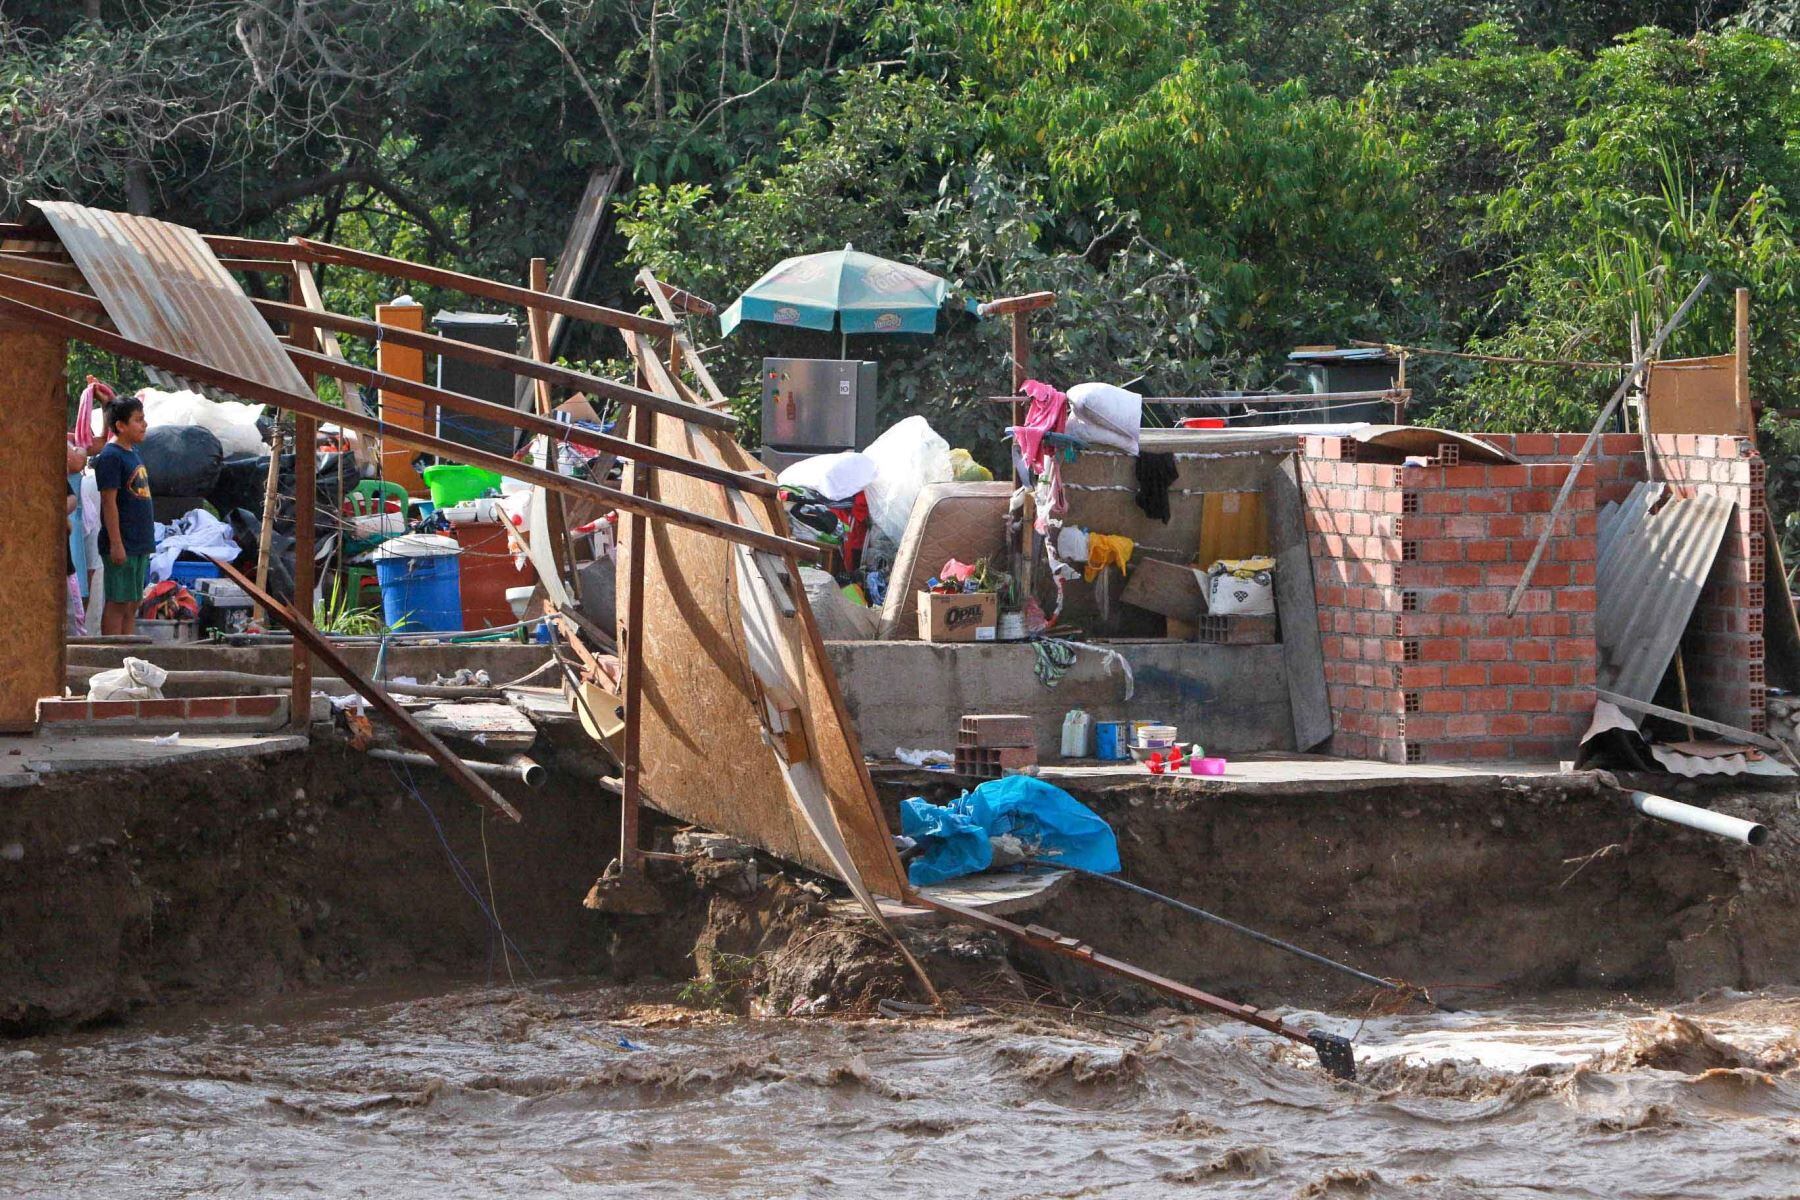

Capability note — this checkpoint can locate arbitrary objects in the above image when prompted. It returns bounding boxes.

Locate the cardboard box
[917,591,997,643]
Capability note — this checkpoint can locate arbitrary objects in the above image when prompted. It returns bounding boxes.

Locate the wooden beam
[0,255,87,289]
[208,555,522,821]
[1508,274,1712,615]
[287,345,774,495]
[637,268,733,411]
[516,165,620,411]
[0,290,823,561]
[246,293,735,430]
[977,291,1055,318]
[217,258,297,276]
[292,237,675,337]
[1596,688,1788,755]
[527,256,575,589]
[1735,287,1753,436]
[287,273,317,728]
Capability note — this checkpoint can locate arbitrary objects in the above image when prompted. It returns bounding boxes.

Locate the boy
[95,396,154,636]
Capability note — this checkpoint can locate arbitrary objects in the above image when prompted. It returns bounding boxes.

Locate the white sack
[88,656,168,701]
[1065,382,1142,454]
[778,451,878,502]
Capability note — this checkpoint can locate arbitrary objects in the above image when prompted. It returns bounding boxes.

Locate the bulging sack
[87,656,169,701]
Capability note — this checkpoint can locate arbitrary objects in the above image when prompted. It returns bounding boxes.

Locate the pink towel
[1013,379,1067,473]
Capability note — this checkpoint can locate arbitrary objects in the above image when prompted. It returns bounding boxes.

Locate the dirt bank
[875,768,1800,1009]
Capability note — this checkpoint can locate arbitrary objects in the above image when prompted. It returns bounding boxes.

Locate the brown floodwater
[2,982,1797,1198]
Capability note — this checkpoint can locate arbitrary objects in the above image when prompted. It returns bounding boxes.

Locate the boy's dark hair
[105,395,144,436]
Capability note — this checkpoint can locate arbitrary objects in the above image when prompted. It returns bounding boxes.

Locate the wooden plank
[1267,457,1333,750]
[1597,688,1789,756]
[1197,491,1269,565]
[375,300,429,494]
[638,268,733,411]
[1763,508,1800,691]
[293,236,673,337]
[0,287,821,560]
[0,325,68,732]
[287,345,772,495]
[208,554,522,821]
[1736,288,1753,434]
[248,293,736,431]
[515,166,620,410]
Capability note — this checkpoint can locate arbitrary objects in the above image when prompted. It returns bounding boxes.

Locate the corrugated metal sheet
[1596,482,1734,703]
[32,201,309,404]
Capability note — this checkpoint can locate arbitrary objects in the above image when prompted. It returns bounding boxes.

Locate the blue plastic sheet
[900,776,1120,887]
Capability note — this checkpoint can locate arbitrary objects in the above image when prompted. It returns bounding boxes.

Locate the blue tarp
[899,776,1120,887]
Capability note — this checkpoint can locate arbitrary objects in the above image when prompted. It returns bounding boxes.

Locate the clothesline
[1349,339,1630,371]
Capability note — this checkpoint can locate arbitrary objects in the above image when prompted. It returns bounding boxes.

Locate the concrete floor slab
[0,731,310,788]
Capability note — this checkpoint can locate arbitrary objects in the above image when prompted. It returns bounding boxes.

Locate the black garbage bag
[140,425,223,497]
[210,453,277,517]
[228,507,295,604]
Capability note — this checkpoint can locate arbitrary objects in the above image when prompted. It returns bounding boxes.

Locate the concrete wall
[823,638,1293,757]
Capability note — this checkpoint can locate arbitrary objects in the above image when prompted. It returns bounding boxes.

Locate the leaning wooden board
[0,325,67,732]
[616,407,910,898]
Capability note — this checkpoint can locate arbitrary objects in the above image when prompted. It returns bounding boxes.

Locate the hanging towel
[1133,451,1178,522]
[1013,379,1068,474]
[1083,533,1134,582]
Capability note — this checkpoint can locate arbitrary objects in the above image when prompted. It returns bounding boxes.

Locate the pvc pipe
[1630,791,1768,846]
[369,747,545,788]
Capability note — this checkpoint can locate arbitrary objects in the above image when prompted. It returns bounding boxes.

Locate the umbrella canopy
[720,246,949,337]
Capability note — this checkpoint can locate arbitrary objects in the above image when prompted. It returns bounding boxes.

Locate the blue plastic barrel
[375,551,463,632]
[1094,721,1128,761]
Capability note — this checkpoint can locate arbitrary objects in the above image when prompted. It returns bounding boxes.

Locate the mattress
[878,481,1015,638]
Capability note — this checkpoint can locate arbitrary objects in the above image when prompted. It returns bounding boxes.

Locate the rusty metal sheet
[32,201,310,404]
[1596,482,1734,703]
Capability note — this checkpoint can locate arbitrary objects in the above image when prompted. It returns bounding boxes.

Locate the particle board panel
[619,410,908,897]
[0,327,69,731]
[1645,354,1745,436]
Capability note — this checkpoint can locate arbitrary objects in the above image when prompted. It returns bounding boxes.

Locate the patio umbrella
[719,246,949,354]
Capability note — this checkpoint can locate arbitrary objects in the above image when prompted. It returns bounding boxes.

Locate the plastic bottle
[1061,708,1092,758]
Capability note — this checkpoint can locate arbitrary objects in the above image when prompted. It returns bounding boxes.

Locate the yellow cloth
[1083,533,1135,582]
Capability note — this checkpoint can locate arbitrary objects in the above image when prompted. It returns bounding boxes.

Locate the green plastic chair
[344,479,412,607]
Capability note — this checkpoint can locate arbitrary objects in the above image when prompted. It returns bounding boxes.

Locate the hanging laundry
[1012,379,1068,474]
[1133,451,1179,523]
[1083,533,1134,582]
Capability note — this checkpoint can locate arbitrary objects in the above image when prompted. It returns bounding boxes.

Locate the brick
[1421,491,1466,515]
[184,698,234,719]
[1511,688,1552,712]
[1486,465,1530,488]
[88,700,140,720]
[1466,491,1510,514]
[1511,433,1557,457]
[38,699,90,721]
[1467,639,1508,661]
[1446,664,1488,686]
[1491,663,1531,685]
[236,696,282,717]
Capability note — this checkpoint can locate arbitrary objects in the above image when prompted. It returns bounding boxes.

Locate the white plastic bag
[861,416,952,555]
[1065,382,1142,454]
[1206,560,1276,615]
[778,451,877,502]
[87,656,169,701]
[139,388,267,459]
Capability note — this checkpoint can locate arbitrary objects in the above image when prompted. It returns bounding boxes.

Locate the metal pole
[1042,862,1460,1013]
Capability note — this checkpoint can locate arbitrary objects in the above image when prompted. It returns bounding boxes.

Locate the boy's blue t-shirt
[94,442,155,555]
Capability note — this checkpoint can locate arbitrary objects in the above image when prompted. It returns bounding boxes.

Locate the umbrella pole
[840,328,846,361]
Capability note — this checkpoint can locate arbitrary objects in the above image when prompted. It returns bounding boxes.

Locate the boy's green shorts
[103,554,148,604]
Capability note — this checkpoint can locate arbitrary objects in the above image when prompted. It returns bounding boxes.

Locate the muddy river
[1,982,1796,1198]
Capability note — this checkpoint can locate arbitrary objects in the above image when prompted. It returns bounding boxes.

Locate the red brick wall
[1485,432,1766,734]
[1303,435,1598,764]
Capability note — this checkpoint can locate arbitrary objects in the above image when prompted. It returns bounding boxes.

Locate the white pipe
[1630,791,1768,846]
[368,748,546,788]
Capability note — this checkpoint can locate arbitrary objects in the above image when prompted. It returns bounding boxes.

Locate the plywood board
[1198,491,1269,566]
[620,410,908,897]
[1645,354,1744,436]
[0,327,67,731]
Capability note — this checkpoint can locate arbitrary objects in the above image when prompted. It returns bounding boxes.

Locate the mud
[2,981,1797,1198]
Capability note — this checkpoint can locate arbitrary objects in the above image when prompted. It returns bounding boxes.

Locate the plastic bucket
[421,464,502,508]
[375,551,464,632]
[1094,721,1128,761]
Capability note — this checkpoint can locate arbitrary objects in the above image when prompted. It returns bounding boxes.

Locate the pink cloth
[1012,379,1067,473]
[72,377,114,449]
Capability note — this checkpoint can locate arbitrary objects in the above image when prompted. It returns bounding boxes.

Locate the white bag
[140,388,267,458]
[1065,382,1142,454]
[862,416,952,556]
[1206,561,1276,616]
[778,451,877,502]
[87,656,169,701]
